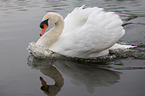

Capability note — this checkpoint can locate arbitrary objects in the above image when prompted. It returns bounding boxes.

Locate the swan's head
[39,12,63,36]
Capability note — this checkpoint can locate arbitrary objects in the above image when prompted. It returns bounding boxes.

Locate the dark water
[0,0,145,96]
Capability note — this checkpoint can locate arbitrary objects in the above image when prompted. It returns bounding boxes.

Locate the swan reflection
[28,56,64,96]
[27,55,121,94]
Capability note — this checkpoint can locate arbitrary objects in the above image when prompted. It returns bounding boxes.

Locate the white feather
[49,6,127,58]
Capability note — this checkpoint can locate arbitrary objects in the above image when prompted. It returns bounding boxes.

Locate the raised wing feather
[50,6,125,58]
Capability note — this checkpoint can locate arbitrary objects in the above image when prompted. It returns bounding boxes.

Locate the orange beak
[40,77,49,91]
[40,24,48,36]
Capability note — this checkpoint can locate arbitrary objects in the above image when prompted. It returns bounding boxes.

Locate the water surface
[0,0,145,96]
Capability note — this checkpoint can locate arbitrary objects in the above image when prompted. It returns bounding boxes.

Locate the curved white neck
[36,16,64,49]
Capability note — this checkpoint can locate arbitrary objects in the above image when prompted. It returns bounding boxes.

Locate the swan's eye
[40,19,49,28]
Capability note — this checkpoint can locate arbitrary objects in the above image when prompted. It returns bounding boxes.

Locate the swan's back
[49,6,125,58]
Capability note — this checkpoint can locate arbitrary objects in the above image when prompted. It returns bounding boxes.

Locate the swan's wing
[75,9,125,50]
[50,6,125,58]
[61,5,101,36]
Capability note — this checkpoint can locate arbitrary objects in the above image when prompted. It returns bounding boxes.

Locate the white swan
[28,6,135,58]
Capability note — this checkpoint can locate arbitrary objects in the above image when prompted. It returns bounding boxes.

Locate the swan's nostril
[40,34,42,36]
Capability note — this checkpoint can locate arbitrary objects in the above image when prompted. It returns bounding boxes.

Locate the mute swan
[28,6,135,58]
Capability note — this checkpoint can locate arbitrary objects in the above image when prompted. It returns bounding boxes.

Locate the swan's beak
[40,77,49,92]
[40,24,48,36]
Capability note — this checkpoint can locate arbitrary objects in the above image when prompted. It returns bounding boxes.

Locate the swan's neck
[53,18,64,36]
[36,17,64,49]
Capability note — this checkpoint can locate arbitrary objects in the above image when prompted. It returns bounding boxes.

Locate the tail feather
[109,43,136,53]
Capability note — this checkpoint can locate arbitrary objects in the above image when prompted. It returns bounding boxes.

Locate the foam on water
[27,42,61,58]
